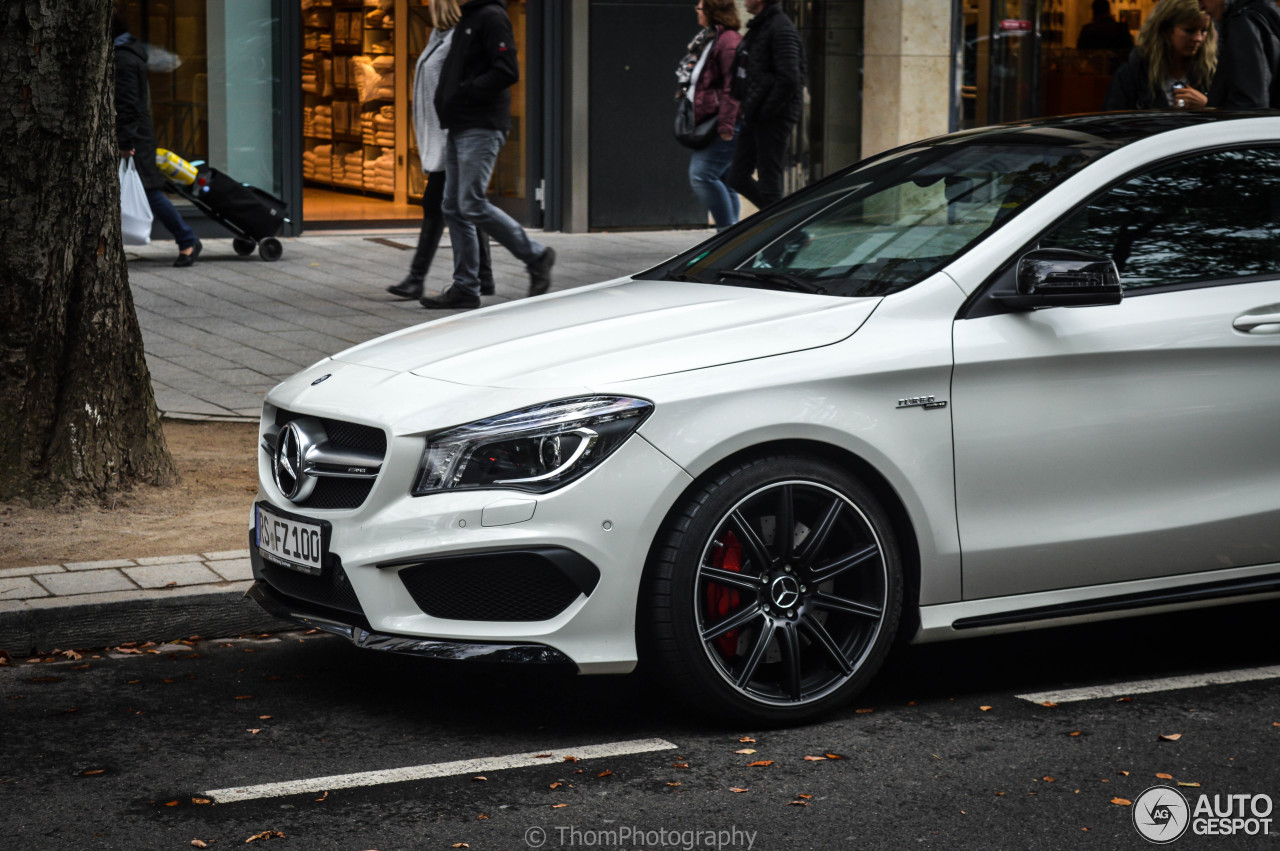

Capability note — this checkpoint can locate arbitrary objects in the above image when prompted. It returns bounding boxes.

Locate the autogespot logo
[1133,785,1191,844]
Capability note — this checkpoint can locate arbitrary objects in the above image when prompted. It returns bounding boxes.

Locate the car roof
[938,110,1280,151]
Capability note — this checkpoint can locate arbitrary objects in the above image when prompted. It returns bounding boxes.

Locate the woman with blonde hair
[388,0,493,299]
[1103,0,1216,109]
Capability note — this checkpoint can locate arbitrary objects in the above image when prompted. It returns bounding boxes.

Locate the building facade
[117,0,1152,234]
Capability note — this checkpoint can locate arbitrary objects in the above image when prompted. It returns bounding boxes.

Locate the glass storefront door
[959,0,1160,130]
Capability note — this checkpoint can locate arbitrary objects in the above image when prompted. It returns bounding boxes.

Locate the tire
[258,237,283,262]
[232,237,256,257]
[645,454,903,725]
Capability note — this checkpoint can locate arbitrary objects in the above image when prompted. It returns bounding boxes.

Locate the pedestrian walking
[387,0,494,300]
[422,0,554,311]
[1102,0,1215,110]
[725,0,805,212]
[1202,0,1280,109]
[677,0,743,232]
[112,14,202,267]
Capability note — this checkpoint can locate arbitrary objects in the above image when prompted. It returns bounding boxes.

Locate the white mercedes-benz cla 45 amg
[250,113,1280,724]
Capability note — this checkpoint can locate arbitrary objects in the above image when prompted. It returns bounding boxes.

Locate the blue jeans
[442,128,546,296]
[145,187,198,250]
[689,133,740,231]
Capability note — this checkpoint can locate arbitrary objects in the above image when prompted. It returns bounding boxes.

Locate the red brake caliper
[706,531,744,657]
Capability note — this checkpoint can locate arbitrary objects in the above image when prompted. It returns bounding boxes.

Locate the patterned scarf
[675,26,717,95]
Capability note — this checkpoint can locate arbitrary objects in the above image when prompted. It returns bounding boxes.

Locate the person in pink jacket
[675,0,743,230]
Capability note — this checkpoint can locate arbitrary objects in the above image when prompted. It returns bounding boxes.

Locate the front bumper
[252,430,693,673]
[246,576,575,665]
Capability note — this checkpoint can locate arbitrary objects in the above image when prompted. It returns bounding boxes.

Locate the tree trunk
[0,0,176,503]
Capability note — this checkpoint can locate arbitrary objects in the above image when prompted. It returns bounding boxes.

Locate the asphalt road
[3,600,1279,850]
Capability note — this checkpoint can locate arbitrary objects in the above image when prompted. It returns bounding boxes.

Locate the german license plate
[256,504,324,575]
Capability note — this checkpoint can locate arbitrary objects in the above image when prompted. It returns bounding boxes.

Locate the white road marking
[1016,664,1280,705]
[205,737,679,803]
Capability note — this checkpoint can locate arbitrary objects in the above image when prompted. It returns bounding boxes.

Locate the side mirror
[992,248,1123,310]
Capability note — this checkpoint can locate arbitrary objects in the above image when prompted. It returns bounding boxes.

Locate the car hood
[331,278,880,389]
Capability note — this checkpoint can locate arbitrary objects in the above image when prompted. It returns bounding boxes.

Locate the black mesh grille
[274,409,386,510]
[400,555,584,622]
[259,558,363,616]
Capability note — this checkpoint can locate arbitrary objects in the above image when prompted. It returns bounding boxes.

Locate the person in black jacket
[725,0,805,211]
[1203,0,1280,108]
[112,14,201,266]
[1102,0,1215,110]
[422,0,554,310]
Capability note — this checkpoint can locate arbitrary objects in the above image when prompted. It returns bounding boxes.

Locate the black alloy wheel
[646,455,902,724]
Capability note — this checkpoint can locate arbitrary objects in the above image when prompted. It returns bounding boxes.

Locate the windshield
[647,141,1105,297]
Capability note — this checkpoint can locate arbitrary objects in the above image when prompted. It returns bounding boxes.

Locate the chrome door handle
[1233,312,1280,332]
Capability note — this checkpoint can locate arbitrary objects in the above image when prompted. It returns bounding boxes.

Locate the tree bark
[0,0,176,503]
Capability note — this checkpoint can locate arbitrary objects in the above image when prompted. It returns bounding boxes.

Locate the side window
[1040,147,1280,290]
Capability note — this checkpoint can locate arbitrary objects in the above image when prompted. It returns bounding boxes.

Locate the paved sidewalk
[0,228,711,655]
[130,228,709,420]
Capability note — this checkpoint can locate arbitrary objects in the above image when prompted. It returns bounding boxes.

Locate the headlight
[413,396,653,495]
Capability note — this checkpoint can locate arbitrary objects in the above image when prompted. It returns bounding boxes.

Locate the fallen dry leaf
[1158,733,1183,742]
[115,647,142,655]
[1069,731,1082,737]
[1178,781,1201,788]
[192,798,211,805]
[798,793,814,799]
[549,782,563,789]
[803,756,827,761]
[747,760,774,767]
[165,801,179,807]
[259,715,272,720]
[979,706,992,712]
[245,829,285,842]
[247,729,261,734]
[1111,798,1132,806]
[233,695,253,700]
[82,769,106,776]
[1117,697,1133,703]
[855,708,874,714]
[477,814,489,820]
[825,753,845,760]
[673,762,690,769]
[314,791,328,802]
[666,782,682,787]
[451,844,470,849]
[735,749,757,754]
[61,650,82,660]
[1040,701,1058,708]
[1118,771,1130,776]
[192,842,208,849]
[472,776,487,782]
[1044,777,1056,783]
[788,800,810,806]
[561,756,577,763]
[1156,773,1173,780]
[552,803,568,809]
[730,787,748,793]
[597,770,613,778]
[739,736,756,743]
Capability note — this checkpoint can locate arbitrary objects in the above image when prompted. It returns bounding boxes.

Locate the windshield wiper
[714,269,829,295]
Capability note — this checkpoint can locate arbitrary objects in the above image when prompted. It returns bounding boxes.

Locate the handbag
[674,97,719,150]
[119,157,153,246]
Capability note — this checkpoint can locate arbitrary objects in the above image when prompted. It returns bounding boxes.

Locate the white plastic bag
[119,157,153,246]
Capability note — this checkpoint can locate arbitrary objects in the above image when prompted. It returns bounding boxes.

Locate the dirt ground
[0,421,259,569]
